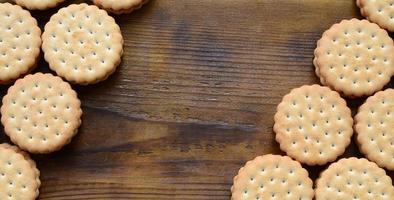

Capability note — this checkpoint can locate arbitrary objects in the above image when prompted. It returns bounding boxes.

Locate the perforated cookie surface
[42,3,123,85]
[274,85,353,165]
[314,19,394,97]
[355,89,394,170]
[231,154,314,200]
[357,0,394,32]
[316,157,394,200]
[0,143,40,200]
[92,0,149,14]
[1,73,82,153]
[0,3,41,84]
[13,0,65,10]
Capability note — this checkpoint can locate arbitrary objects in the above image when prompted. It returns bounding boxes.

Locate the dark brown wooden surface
[0,0,393,199]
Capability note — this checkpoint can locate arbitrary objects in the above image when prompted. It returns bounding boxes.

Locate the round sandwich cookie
[13,0,66,10]
[0,143,40,200]
[355,89,394,170]
[274,85,353,165]
[315,157,394,200]
[314,18,394,97]
[1,73,82,154]
[231,154,314,200]
[357,0,394,32]
[0,3,41,84]
[42,3,123,85]
[92,0,149,15]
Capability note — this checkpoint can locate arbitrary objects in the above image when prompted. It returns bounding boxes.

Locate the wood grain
[0,0,392,199]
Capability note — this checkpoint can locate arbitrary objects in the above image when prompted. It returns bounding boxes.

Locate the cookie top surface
[0,3,41,83]
[13,0,65,10]
[316,157,394,200]
[42,3,123,85]
[1,73,82,153]
[231,154,314,200]
[274,85,353,165]
[92,0,146,10]
[314,19,394,97]
[357,0,394,32]
[355,89,394,170]
[0,143,40,200]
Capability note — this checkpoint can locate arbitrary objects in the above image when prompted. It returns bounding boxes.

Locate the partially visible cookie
[1,73,82,153]
[42,3,123,85]
[357,0,394,32]
[314,18,394,97]
[355,89,394,170]
[0,143,40,200]
[13,0,66,10]
[315,157,394,200]
[92,0,149,15]
[274,85,353,165]
[231,154,314,200]
[0,3,41,84]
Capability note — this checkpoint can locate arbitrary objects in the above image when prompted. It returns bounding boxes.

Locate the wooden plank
[0,0,392,199]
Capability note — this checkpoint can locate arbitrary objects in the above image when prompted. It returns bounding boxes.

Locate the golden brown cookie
[13,0,66,10]
[92,0,149,14]
[42,3,123,85]
[355,89,394,170]
[274,85,353,165]
[314,19,394,97]
[0,143,40,200]
[0,3,41,84]
[357,0,394,32]
[316,157,394,200]
[231,154,314,200]
[1,73,82,153]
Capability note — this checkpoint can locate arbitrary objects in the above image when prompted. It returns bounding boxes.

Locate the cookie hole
[381,44,386,49]
[345,43,350,48]
[331,143,335,148]
[58,20,63,25]
[367,46,372,50]
[371,34,376,38]
[356,41,360,45]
